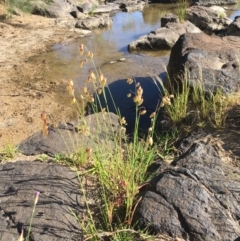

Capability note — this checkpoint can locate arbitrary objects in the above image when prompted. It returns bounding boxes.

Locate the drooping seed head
[146,136,153,146]
[140,109,147,115]
[83,86,88,94]
[127,77,133,84]
[98,88,103,95]
[149,112,156,118]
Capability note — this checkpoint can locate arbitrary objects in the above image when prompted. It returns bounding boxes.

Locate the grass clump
[50,43,161,240]
[4,0,53,15]
[175,0,191,22]
[38,44,238,241]
[161,71,235,130]
[0,143,18,161]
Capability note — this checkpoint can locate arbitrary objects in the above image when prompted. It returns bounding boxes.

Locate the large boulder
[0,160,85,241]
[186,5,232,33]
[75,15,112,29]
[32,0,78,18]
[19,112,120,157]
[191,0,237,6]
[128,19,201,51]
[227,16,240,36]
[134,134,240,240]
[167,32,240,93]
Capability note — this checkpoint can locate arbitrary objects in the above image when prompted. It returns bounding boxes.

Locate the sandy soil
[0,4,89,148]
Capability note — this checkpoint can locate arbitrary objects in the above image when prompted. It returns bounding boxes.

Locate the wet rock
[19,112,120,157]
[128,20,201,51]
[167,32,240,94]
[227,16,240,36]
[191,0,237,6]
[0,160,84,241]
[118,0,145,12]
[75,15,112,29]
[186,5,232,33]
[134,138,240,240]
[161,13,180,27]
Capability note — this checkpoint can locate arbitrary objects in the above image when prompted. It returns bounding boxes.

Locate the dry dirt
[0,3,88,148]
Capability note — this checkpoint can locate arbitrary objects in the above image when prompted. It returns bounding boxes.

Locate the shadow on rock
[0,160,91,241]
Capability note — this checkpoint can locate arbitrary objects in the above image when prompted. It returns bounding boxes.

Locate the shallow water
[33,2,240,129]
[35,2,240,90]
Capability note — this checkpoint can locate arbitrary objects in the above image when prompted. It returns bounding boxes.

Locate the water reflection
[142,3,177,25]
[33,2,240,98]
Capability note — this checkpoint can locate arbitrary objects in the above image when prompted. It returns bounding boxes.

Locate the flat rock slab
[135,136,240,240]
[19,112,120,157]
[0,160,84,241]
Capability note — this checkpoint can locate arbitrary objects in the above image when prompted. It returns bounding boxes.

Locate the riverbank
[0,4,89,147]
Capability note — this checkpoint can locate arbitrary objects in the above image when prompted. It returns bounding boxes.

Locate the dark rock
[161,13,180,27]
[135,138,240,240]
[191,0,237,6]
[186,5,232,33]
[19,112,120,156]
[167,32,240,94]
[227,16,240,36]
[75,15,112,29]
[128,20,201,51]
[0,160,85,240]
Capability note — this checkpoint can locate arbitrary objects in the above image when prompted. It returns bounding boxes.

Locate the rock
[0,160,85,240]
[191,0,237,6]
[77,1,99,14]
[227,16,240,36]
[186,5,232,33]
[128,20,201,51]
[134,136,240,240]
[161,13,180,27]
[32,0,78,18]
[19,112,120,157]
[93,3,120,14]
[75,15,112,29]
[70,10,88,19]
[167,32,240,94]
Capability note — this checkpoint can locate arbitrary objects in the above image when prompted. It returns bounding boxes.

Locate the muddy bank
[0,4,90,148]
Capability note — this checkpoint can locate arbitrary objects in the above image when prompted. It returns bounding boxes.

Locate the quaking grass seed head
[149,112,156,118]
[140,109,147,115]
[146,136,153,146]
[127,77,133,84]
